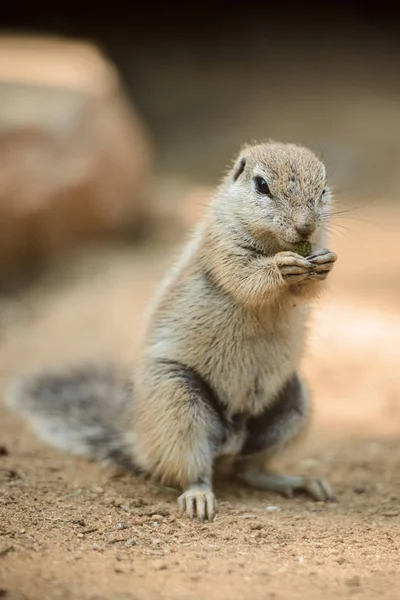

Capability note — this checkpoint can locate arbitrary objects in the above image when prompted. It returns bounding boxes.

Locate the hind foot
[238,471,335,502]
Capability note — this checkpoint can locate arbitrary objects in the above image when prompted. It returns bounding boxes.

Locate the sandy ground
[0,202,399,600]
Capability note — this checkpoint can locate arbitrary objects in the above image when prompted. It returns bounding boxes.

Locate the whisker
[320,225,352,243]
[323,215,376,225]
[325,197,380,216]
[323,214,389,233]
[321,224,352,236]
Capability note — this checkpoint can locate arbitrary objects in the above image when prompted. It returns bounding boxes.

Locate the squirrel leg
[235,374,335,502]
[134,360,228,521]
[237,470,334,502]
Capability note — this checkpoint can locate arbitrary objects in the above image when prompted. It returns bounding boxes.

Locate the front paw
[307,248,337,281]
[275,251,313,284]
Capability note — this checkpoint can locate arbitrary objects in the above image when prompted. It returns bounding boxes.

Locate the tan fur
[131,141,334,489]
[8,141,337,518]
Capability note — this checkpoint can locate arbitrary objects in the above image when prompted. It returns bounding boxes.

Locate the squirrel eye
[254,177,272,197]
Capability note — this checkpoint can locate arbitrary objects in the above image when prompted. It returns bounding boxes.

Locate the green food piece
[294,240,312,257]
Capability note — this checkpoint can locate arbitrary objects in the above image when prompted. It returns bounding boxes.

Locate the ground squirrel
[6,141,337,522]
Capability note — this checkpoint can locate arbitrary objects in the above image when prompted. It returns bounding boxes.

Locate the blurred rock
[146,175,212,244]
[0,35,152,290]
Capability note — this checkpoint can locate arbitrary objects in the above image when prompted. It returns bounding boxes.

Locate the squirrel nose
[294,221,316,238]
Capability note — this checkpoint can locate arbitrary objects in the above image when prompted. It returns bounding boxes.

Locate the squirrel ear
[233,157,246,182]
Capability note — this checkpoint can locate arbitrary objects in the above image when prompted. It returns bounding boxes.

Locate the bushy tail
[5,365,139,472]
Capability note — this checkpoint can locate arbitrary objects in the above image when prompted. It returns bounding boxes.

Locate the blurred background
[1,3,400,598]
[0,0,399,435]
[0,3,398,432]
[1,1,400,283]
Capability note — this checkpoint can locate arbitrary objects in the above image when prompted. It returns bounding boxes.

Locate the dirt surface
[0,203,400,600]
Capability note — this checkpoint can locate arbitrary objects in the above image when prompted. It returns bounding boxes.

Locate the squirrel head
[215,141,333,252]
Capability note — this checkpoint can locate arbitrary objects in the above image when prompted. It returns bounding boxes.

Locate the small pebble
[125,538,136,547]
[345,576,361,588]
[114,566,128,574]
[250,523,263,530]
[336,557,346,565]
[109,497,125,508]
[92,544,100,551]
[0,446,9,456]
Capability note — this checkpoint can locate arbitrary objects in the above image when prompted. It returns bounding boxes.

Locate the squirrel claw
[178,487,217,522]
